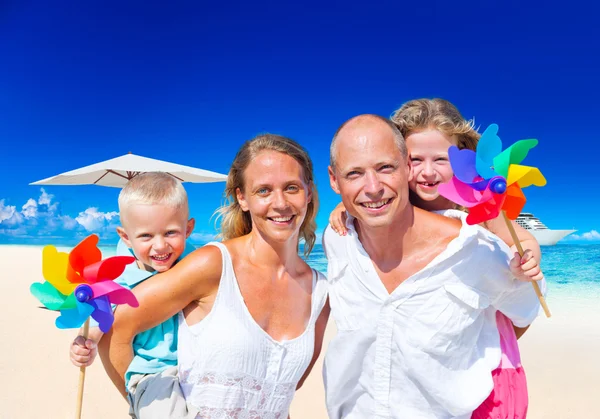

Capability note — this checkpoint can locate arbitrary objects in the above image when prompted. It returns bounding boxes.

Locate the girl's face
[406,129,456,208]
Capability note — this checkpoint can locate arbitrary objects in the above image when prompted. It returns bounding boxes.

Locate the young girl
[329,98,543,418]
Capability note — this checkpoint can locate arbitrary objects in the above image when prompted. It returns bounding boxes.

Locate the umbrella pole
[502,212,551,318]
[75,319,90,419]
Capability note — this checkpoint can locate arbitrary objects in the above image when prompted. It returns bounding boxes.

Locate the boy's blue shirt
[112,239,195,389]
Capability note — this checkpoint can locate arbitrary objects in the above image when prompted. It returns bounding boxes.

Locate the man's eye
[379,165,394,171]
[346,171,360,178]
[286,185,299,192]
[257,188,269,194]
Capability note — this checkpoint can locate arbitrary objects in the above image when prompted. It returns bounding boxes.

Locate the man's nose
[364,171,383,195]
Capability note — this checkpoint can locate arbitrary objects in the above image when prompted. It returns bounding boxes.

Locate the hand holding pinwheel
[30,234,138,418]
[438,124,551,317]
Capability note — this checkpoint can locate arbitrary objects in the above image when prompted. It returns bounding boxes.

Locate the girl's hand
[329,202,348,236]
[510,249,544,282]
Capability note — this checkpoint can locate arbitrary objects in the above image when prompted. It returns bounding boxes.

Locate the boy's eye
[140,234,152,238]
[166,230,177,236]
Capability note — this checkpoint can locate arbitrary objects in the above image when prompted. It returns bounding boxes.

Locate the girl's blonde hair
[214,134,318,256]
[391,98,479,151]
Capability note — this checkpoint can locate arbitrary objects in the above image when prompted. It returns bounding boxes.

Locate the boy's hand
[70,336,98,367]
[510,249,544,282]
[329,203,348,236]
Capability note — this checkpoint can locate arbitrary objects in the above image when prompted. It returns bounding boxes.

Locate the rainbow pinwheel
[438,123,547,225]
[30,234,139,332]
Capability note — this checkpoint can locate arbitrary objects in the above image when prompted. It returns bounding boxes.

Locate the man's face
[329,120,412,230]
[117,203,195,273]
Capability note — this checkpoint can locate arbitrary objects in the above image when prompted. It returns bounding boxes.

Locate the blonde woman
[101,134,329,418]
[329,99,542,418]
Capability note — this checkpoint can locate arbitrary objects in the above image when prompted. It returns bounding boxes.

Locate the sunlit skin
[117,203,195,273]
[407,129,456,211]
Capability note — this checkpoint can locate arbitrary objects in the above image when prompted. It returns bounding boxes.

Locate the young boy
[69,172,197,419]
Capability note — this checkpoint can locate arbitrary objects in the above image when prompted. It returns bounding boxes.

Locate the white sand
[2,245,598,418]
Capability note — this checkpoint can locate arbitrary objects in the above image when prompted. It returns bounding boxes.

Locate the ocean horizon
[7,242,599,298]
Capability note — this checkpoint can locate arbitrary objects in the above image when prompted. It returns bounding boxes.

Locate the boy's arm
[97,246,222,393]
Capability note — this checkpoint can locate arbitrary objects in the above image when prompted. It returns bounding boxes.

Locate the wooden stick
[75,318,90,419]
[502,212,551,318]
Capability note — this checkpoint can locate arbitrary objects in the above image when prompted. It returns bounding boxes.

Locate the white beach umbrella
[30,152,228,187]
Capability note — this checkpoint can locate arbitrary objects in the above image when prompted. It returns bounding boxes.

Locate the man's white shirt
[322,210,545,419]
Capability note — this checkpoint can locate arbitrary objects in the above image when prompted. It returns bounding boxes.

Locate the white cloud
[75,207,119,232]
[21,198,38,218]
[0,200,16,222]
[569,230,600,241]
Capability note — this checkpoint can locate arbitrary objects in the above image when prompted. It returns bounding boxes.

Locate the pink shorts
[471,312,528,419]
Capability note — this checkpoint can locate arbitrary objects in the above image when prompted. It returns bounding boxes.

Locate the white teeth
[362,200,389,209]
[152,254,170,261]
[271,216,293,222]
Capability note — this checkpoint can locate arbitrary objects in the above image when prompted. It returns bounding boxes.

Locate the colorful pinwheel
[30,234,139,332]
[438,124,547,225]
[438,123,551,317]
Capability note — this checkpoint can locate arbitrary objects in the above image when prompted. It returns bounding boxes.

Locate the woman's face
[237,150,312,244]
[406,129,456,206]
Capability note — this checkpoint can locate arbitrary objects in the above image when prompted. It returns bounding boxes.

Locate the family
[69,98,545,419]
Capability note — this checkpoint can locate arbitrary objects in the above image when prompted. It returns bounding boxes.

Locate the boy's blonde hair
[391,98,480,151]
[214,134,318,257]
[118,172,189,218]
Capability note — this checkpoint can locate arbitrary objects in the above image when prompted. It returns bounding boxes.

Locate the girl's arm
[485,216,543,339]
[97,245,223,392]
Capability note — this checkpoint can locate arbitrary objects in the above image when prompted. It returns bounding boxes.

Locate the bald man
[322,115,542,418]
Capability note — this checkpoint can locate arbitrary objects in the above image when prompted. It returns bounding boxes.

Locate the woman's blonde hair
[214,134,318,256]
[391,98,479,151]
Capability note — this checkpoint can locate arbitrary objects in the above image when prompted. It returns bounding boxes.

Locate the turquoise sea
[21,242,600,297]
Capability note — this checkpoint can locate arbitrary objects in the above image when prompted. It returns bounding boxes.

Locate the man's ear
[328,166,341,195]
[236,187,249,212]
[116,226,133,248]
[186,218,196,238]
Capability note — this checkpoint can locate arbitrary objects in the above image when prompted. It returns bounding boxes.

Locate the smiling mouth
[151,253,172,262]
[419,182,439,188]
[268,215,295,223]
[360,198,392,209]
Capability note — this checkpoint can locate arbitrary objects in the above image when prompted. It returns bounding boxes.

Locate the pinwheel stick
[502,212,551,318]
[75,318,90,419]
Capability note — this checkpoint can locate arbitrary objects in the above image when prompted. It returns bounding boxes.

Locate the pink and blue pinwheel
[438,124,547,225]
[30,234,139,332]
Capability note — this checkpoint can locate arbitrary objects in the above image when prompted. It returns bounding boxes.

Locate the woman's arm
[97,245,223,392]
[297,299,330,390]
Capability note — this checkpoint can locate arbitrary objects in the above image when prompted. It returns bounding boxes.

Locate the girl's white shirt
[178,241,328,419]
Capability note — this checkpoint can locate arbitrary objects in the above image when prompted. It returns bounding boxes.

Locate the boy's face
[117,203,195,273]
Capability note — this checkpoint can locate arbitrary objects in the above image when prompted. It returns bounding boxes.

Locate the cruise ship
[515,213,576,246]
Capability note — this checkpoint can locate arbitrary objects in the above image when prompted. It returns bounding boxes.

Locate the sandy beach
[2,245,598,418]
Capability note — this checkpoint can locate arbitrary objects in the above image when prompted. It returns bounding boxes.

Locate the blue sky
[1,0,599,245]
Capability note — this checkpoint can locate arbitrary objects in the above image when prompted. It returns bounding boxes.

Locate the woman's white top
[323,209,545,418]
[178,242,328,419]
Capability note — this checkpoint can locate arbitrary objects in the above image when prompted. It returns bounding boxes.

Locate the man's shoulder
[322,224,349,259]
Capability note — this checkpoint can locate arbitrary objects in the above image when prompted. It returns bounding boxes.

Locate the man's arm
[97,246,222,394]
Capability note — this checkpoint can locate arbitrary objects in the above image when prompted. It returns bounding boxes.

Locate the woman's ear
[236,187,249,212]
